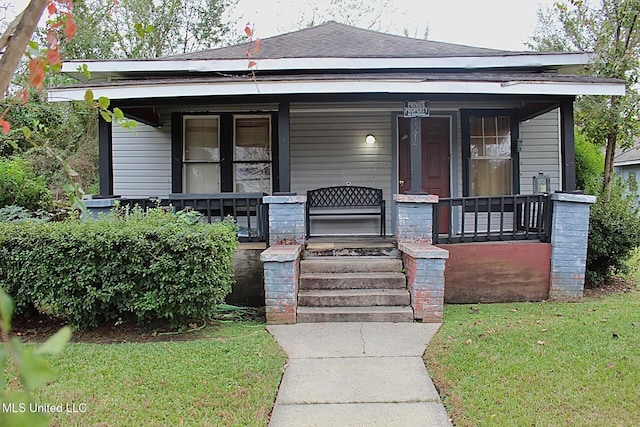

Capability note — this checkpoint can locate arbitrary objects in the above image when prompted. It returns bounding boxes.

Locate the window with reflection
[183,116,220,193]
[463,111,517,196]
[234,116,272,193]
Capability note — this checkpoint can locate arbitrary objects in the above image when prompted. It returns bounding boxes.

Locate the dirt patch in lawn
[12,310,265,344]
[584,277,636,299]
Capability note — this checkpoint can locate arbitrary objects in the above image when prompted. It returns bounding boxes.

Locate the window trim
[172,111,279,195]
[461,109,520,197]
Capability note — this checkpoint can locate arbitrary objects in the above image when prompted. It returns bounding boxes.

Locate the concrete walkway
[267,323,452,427]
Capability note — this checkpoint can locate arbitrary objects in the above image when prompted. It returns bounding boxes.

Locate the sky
[10,0,557,51]
[232,0,558,51]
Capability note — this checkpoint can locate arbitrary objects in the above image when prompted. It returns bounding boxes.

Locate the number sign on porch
[403,100,430,118]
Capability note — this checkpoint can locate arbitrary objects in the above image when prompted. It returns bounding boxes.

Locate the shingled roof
[163,21,536,61]
[615,143,640,165]
[54,21,625,101]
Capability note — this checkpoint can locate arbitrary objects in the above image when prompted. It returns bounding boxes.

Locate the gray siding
[290,105,393,235]
[108,101,562,237]
[519,109,561,194]
[615,164,640,192]
[112,122,172,197]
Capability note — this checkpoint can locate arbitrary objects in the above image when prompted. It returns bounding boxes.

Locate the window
[462,111,518,196]
[629,172,638,192]
[183,116,220,193]
[234,116,272,193]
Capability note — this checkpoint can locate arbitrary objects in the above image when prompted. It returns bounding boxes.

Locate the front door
[398,117,450,233]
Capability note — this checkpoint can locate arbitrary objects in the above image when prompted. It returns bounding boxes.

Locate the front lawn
[31,322,285,426]
[426,291,640,426]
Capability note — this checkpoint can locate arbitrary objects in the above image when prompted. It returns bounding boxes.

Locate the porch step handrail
[433,194,552,244]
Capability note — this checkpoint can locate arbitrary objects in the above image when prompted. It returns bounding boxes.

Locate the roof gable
[165,21,525,61]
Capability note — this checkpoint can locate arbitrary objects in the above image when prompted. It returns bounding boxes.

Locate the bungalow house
[50,22,623,323]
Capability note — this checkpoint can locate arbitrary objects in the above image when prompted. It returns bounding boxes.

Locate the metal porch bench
[306,185,386,237]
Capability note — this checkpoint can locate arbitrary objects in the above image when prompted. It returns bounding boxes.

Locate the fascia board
[60,53,594,77]
[48,78,624,102]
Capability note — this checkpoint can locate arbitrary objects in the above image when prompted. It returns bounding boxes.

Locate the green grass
[32,322,285,426]
[426,292,640,426]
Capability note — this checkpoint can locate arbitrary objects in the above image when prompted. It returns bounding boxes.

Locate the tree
[529,0,640,200]
[292,0,396,32]
[63,0,238,59]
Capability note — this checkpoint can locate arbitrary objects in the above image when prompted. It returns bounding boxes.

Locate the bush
[575,131,604,194]
[586,178,640,285]
[0,157,52,211]
[0,208,238,328]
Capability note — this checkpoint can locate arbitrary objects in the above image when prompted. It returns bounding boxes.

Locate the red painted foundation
[437,242,551,303]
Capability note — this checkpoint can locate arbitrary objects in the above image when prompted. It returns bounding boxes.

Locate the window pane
[235,163,271,193]
[235,117,270,161]
[485,137,511,157]
[185,118,219,161]
[497,116,510,136]
[470,138,483,157]
[483,117,497,136]
[471,159,511,196]
[184,163,220,193]
[470,117,483,136]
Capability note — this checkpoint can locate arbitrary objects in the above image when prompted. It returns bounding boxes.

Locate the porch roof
[49,71,624,101]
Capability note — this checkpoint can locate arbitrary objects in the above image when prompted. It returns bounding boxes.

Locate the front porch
[260,192,595,324]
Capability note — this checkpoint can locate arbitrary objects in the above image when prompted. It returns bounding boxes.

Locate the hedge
[0,208,238,328]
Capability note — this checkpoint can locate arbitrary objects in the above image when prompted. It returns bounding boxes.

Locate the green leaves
[0,290,71,427]
[83,89,94,105]
[134,23,154,39]
[0,211,237,329]
[77,64,92,79]
[0,289,14,332]
[36,327,72,356]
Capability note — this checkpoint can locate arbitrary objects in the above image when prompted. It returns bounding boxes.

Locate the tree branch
[0,0,48,100]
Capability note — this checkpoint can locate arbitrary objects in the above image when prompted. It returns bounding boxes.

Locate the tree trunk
[602,95,621,201]
[603,130,617,200]
[0,0,48,100]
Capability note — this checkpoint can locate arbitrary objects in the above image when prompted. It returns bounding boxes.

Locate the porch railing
[117,193,268,243]
[433,194,552,244]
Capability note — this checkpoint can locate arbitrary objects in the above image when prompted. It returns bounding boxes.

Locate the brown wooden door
[398,117,450,233]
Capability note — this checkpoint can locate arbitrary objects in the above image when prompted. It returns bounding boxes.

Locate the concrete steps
[297,243,412,323]
[298,289,410,307]
[297,306,413,323]
[299,272,407,290]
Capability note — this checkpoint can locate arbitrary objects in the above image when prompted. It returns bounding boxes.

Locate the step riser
[300,276,406,290]
[298,294,410,307]
[304,248,400,258]
[297,311,413,322]
[300,259,403,274]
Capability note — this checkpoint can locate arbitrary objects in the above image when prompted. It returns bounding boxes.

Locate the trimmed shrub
[587,178,640,285]
[0,208,238,328]
[0,157,52,211]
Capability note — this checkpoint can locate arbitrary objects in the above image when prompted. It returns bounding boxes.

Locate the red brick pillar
[399,242,448,322]
[261,245,302,324]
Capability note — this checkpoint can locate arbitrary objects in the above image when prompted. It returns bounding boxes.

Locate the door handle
[399,180,405,185]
